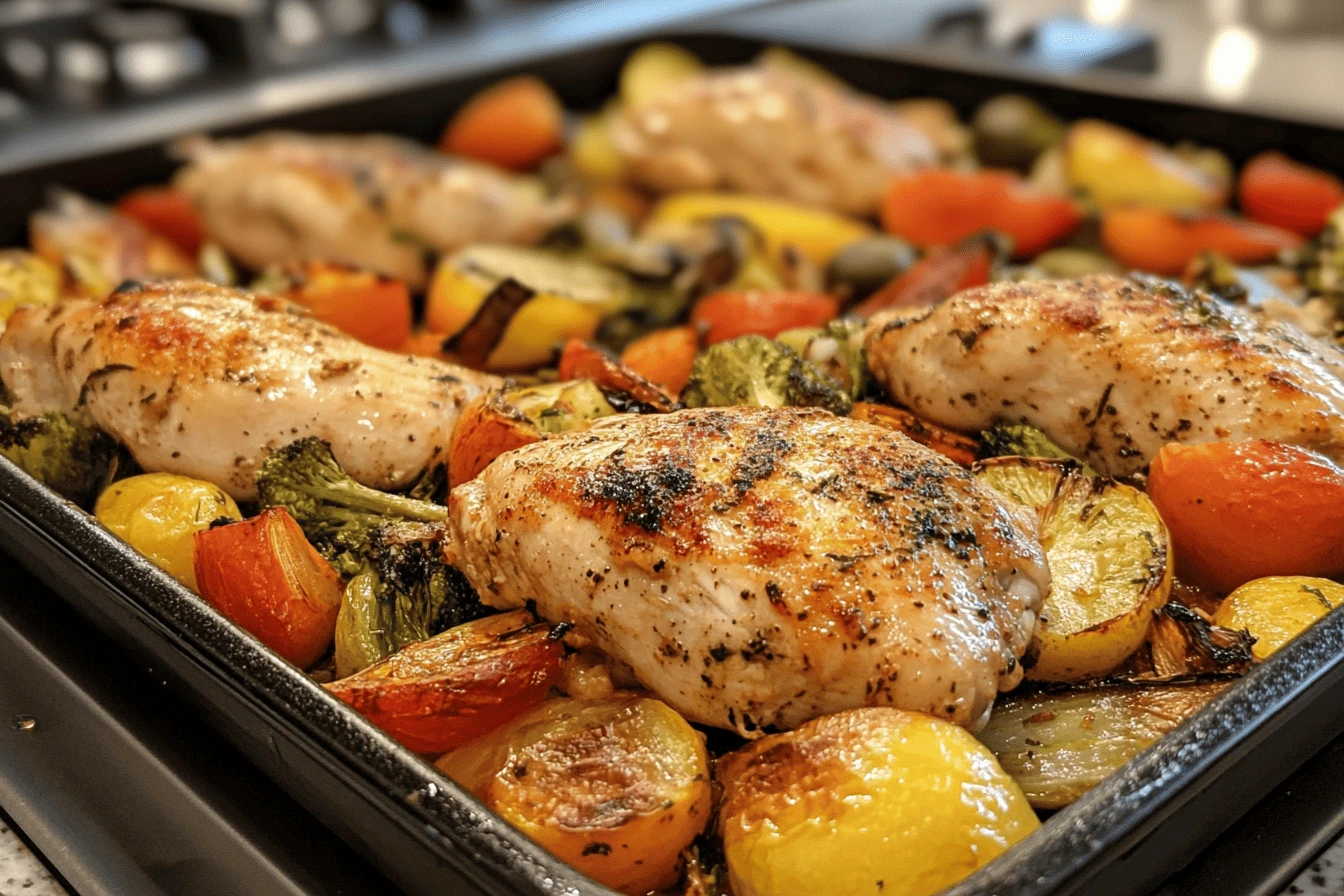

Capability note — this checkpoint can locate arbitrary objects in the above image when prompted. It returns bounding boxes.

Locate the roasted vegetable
[1293,206,1344,313]
[95,472,242,591]
[978,422,1097,474]
[255,436,448,567]
[328,609,563,753]
[690,290,839,346]
[333,521,488,677]
[851,232,1002,318]
[0,410,119,507]
[258,260,413,351]
[1213,576,1344,660]
[1030,247,1122,279]
[647,192,872,266]
[791,318,867,400]
[825,235,918,301]
[619,41,705,108]
[114,185,206,256]
[972,93,1067,171]
[448,380,617,486]
[978,681,1230,809]
[570,103,625,184]
[0,250,60,323]
[438,693,712,895]
[439,75,565,172]
[880,168,1082,258]
[1146,440,1344,593]
[973,458,1172,681]
[427,244,633,369]
[851,402,979,467]
[1238,151,1344,237]
[194,507,344,667]
[680,335,851,415]
[618,325,699,394]
[1064,120,1228,211]
[894,98,973,164]
[1146,600,1254,677]
[556,339,677,412]
[717,708,1038,896]
[1100,208,1301,276]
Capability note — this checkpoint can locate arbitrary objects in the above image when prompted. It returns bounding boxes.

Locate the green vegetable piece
[508,380,617,435]
[972,94,1067,171]
[0,411,118,508]
[1032,248,1122,280]
[680,335,851,415]
[978,422,1098,475]
[826,235,918,300]
[1295,205,1344,315]
[801,319,868,400]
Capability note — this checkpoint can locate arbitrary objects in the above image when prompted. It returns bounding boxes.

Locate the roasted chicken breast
[0,280,498,499]
[866,274,1344,475]
[447,407,1049,735]
[174,132,575,288]
[611,67,937,216]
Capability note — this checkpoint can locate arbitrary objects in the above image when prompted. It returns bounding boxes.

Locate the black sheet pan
[2,32,1343,896]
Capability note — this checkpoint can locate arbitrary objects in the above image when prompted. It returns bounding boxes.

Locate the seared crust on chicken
[611,68,937,216]
[0,280,499,499]
[447,407,1048,735]
[175,132,575,288]
[865,275,1344,475]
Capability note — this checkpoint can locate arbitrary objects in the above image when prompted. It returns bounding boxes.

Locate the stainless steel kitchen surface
[3,1,1344,894]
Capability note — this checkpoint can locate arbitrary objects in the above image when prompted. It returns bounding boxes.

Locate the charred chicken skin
[865,274,1344,476]
[0,279,498,500]
[447,407,1049,735]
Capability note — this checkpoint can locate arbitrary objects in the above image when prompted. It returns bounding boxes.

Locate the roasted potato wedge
[717,708,1038,896]
[327,610,563,754]
[973,458,1173,681]
[1214,576,1344,661]
[195,507,343,668]
[978,681,1230,809]
[448,380,617,486]
[0,250,60,323]
[437,693,710,895]
[96,472,241,591]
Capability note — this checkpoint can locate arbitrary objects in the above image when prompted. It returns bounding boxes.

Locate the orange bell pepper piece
[880,168,1082,257]
[1238,151,1344,238]
[689,290,839,346]
[619,325,699,395]
[115,186,206,256]
[282,260,413,351]
[851,235,995,318]
[1100,208,1302,276]
[440,75,565,172]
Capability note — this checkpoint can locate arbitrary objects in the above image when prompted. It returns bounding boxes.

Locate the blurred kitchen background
[3,0,1344,155]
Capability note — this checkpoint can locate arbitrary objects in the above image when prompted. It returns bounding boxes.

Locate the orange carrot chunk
[1238,151,1344,238]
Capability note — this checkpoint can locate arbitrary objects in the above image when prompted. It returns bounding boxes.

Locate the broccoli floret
[255,436,448,571]
[978,422,1098,475]
[333,521,489,677]
[0,410,118,507]
[1295,206,1344,314]
[680,335,852,415]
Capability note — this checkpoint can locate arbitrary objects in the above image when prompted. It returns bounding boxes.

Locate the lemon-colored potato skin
[718,708,1039,896]
[95,472,241,591]
[1214,576,1344,661]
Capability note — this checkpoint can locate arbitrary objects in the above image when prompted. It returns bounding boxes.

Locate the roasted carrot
[690,290,838,345]
[114,186,206,256]
[282,261,413,351]
[439,75,565,172]
[557,339,677,411]
[851,235,994,318]
[619,325,699,394]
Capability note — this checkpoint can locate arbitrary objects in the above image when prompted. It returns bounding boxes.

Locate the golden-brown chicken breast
[447,407,1048,735]
[0,280,499,499]
[174,132,575,288]
[610,67,937,216]
[865,275,1344,475]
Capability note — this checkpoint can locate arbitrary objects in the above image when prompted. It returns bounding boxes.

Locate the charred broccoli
[978,422,1098,475]
[0,410,118,507]
[680,335,852,415]
[333,521,488,677]
[257,438,488,675]
[255,436,448,572]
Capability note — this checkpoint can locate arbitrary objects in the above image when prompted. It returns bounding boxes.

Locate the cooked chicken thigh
[866,275,1344,476]
[447,407,1048,735]
[610,67,937,216]
[174,133,575,288]
[0,280,498,499]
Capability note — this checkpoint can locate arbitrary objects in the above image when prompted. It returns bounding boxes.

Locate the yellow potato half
[1214,576,1344,661]
[648,192,872,266]
[94,472,241,591]
[718,708,1039,896]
